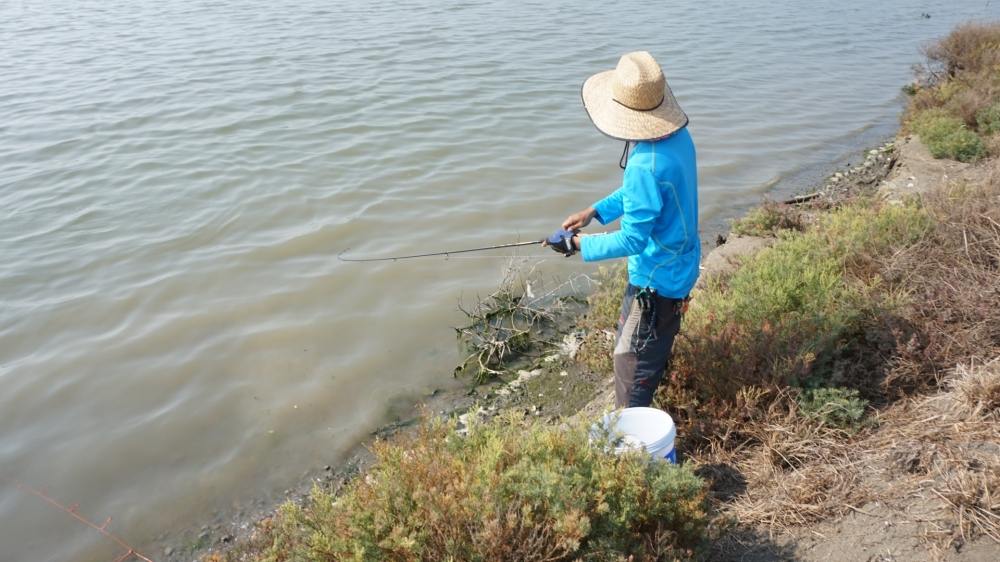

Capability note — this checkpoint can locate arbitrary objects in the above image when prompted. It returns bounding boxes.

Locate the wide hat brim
[581,69,688,142]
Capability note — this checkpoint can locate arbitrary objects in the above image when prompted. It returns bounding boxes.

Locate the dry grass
[687,388,870,530]
[921,21,1000,83]
[877,169,1000,394]
[950,358,1000,419]
[692,358,1000,550]
[677,153,1000,551]
[869,358,1000,547]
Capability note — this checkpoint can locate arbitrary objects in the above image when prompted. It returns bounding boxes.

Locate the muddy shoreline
[159,137,902,562]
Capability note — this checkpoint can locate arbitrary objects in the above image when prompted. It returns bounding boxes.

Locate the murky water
[2,0,997,559]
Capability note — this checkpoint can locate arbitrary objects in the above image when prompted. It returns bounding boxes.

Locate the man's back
[581,128,700,298]
[628,128,700,298]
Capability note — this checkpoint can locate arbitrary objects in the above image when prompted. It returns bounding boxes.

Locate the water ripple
[2,0,998,559]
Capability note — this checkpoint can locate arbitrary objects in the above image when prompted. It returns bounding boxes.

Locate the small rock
[559,371,568,377]
[324,465,332,471]
[164,546,174,556]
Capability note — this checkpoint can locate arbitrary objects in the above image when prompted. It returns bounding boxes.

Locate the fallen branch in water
[783,192,821,205]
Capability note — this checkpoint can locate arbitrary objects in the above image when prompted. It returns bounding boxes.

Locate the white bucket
[596,407,677,463]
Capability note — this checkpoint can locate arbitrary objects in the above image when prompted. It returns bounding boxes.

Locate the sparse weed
[575,266,627,374]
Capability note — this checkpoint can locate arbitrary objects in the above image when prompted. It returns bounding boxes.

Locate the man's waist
[627,283,688,302]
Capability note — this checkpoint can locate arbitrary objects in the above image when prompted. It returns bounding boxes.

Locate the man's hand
[562,207,597,231]
[544,229,578,257]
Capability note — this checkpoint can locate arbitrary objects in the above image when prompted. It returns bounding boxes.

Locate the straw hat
[581,51,688,141]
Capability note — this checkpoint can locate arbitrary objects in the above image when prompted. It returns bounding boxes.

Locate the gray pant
[613,284,685,408]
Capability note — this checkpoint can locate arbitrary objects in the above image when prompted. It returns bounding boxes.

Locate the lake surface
[2,1,997,559]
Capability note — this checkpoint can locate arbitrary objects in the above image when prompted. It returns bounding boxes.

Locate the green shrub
[730,201,804,237]
[911,109,986,162]
[797,388,869,430]
[668,200,930,401]
[937,128,985,162]
[250,415,708,562]
[976,101,1000,135]
[670,232,857,399]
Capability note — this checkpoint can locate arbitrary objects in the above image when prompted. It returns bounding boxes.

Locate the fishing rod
[338,239,545,262]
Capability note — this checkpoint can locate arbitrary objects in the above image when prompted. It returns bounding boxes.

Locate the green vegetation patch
[976,101,1000,135]
[910,109,986,162]
[668,199,931,402]
[246,415,708,562]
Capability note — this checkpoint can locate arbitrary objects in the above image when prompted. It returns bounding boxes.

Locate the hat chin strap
[612,94,665,112]
[619,140,631,170]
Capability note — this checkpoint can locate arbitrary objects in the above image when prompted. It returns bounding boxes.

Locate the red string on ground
[1,475,154,562]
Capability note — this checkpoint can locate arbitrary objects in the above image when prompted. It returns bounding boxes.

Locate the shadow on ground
[695,462,799,561]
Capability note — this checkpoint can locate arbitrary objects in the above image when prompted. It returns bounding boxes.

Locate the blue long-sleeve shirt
[580,127,700,298]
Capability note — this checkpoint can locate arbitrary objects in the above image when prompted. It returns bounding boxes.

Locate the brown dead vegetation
[683,167,1000,555]
[718,359,1000,548]
[881,167,1000,394]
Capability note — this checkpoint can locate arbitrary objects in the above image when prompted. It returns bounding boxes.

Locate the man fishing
[545,51,699,409]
